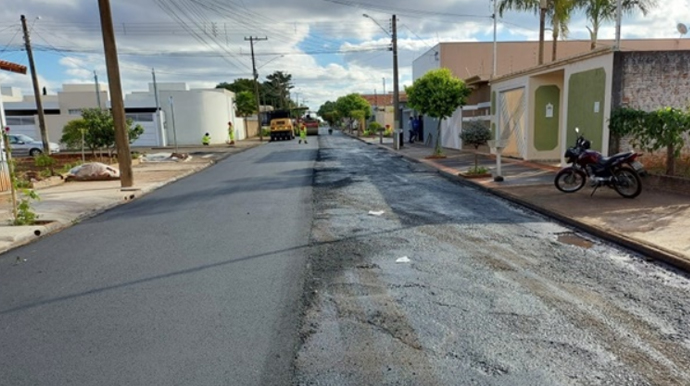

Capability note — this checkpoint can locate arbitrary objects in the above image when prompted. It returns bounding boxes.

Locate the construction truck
[266,110,295,141]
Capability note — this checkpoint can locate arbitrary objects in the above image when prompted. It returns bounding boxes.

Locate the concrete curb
[347,133,690,273]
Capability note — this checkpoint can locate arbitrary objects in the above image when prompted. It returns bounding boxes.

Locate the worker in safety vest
[298,123,308,144]
[227,121,235,145]
[202,132,211,146]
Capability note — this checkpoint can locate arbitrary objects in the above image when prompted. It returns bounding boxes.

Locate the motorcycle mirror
[575,127,580,134]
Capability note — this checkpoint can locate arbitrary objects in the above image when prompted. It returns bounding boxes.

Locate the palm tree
[578,0,657,50]
[499,0,578,62]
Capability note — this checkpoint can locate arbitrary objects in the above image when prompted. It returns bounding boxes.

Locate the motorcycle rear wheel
[613,167,642,198]
[554,168,586,193]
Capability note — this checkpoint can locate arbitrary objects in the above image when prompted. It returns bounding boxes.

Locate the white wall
[412,45,441,81]
[159,89,238,146]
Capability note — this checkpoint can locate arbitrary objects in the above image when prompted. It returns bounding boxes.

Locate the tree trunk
[587,26,597,50]
[666,144,676,176]
[243,117,248,138]
[551,17,559,61]
[434,118,443,156]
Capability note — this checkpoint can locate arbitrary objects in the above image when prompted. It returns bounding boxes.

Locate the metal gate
[498,87,527,159]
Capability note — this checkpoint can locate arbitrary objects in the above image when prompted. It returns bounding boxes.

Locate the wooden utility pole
[20,15,49,153]
[245,36,267,141]
[97,0,133,187]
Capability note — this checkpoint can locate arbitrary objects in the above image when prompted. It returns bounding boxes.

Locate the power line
[0,27,21,56]
[321,0,492,20]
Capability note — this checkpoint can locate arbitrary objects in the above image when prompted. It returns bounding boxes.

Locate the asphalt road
[296,131,690,385]
[0,138,317,385]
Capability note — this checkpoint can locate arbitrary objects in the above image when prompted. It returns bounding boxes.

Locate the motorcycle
[328,128,333,135]
[554,128,645,198]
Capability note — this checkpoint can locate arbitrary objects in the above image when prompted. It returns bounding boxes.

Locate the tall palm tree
[499,0,578,62]
[578,0,657,50]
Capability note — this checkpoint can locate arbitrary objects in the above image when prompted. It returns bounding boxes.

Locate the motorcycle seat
[598,151,633,165]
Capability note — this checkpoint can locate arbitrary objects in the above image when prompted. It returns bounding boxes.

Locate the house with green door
[490,47,690,164]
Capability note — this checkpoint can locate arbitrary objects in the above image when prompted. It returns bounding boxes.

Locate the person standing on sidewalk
[408,116,417,143]
[202,132,211,146]
[298,123,308,144]
[227,122,235,145]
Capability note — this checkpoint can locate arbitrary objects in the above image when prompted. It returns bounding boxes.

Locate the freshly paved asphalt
[0,138,316,385]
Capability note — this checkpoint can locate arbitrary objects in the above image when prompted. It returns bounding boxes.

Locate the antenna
[678,23,688,38]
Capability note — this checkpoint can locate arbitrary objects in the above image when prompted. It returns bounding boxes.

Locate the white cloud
[0,0,683,110]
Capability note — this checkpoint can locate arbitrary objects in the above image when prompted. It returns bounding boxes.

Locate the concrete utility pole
[492,0,498,76]
[152,68,166,147]
[98,0,133,187]
[94,71,102,108]
[392,14,401,150]
[20,15,49,153]
[245,36,268,141]
[614,0,623,50]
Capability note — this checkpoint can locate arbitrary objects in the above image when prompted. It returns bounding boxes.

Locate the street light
[363,13,401,150]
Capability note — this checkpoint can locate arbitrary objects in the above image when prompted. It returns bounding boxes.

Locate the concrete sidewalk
[356,134,690,272]
[0,139,266,255]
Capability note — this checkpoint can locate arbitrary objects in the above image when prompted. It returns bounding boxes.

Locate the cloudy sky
[1,0,688,111]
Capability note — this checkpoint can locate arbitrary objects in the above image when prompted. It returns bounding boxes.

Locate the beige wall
[438,39,690,81]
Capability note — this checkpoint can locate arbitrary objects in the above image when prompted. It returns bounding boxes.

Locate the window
[68,109,82,115]
[5,116,36,126]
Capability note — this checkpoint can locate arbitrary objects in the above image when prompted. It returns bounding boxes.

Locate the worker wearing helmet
[298,123,308,144]
[227,121,235,145]
[202,132,211,146]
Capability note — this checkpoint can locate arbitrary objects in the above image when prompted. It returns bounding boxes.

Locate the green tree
[216,79,259,95]
[60,108,144,156]
[235,91,257,138]
[460,120,493,172]
[577,0,656,50]
[263,71,294,110]
[499,0,578,61]
[405,68,470,156]
[318,101,340,127]
[609,106,690,176]
[335,94,371,132]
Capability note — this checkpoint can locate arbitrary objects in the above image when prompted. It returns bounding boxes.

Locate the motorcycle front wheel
[554,168,586,193]
[613,167,642,198]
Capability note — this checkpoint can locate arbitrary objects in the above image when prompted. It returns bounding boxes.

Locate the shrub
[460,120,492,171]
[368,121,383,133]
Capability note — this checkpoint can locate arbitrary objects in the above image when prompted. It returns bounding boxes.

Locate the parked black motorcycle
[554,128,645,198]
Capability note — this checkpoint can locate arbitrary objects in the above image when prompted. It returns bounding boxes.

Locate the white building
[1,82,244,148]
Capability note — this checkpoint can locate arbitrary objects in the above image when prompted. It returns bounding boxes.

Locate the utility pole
[492,0,498,76]
[392,14,401,150]
[94,71,102,108]
[382,78,386,98]
[538,0,548,64]
[614,0,623,50]
[20,15,49,153]
[98,0,133,187]
[152,68,166,147]
[245,36,268,141]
